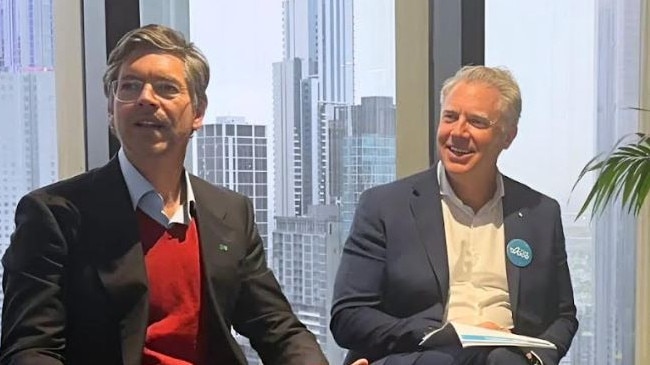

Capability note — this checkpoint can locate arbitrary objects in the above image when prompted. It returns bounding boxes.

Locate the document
[419,322,556,350]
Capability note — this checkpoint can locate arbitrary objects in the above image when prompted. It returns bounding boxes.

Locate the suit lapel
[91,158,148,365]
[502,177,526,324]
[409,170,528,326]
[410,169,450,304]
[189,177,247,364]
[190,177,234,317]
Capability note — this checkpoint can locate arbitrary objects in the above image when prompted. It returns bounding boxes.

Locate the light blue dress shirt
[118,149,195,228]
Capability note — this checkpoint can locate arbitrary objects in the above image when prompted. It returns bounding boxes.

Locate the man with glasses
[330,66,578,365]
[1,24,347,365]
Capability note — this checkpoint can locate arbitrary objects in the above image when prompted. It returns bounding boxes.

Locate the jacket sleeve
[536,202,579,361]
[231,196,328,365]
[330,189,443,361]
[1,193,71,365]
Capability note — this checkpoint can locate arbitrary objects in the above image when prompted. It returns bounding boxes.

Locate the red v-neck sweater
[136,209,207,365]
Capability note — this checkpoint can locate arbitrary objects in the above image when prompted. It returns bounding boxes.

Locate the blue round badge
[506,239,533,267]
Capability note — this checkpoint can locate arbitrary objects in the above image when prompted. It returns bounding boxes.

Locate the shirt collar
[118,149,195,226]
[437,161,504,213]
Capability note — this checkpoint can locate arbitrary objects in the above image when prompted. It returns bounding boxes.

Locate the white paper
[419,322,556,350]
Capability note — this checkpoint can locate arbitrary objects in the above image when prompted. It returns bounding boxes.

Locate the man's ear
[107,113,117,136]
[192,100,207,131]
[107,101,114,125]
[503,125,518,149]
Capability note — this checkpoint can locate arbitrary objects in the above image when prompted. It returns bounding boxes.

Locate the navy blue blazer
[330,168,578,365]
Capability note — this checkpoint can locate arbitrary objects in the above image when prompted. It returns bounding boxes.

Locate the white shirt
[118,149,195,227]
[438,162,513,329]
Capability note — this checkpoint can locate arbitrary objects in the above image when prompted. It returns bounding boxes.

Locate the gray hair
[103,24,209,112]
[440,65,522,127]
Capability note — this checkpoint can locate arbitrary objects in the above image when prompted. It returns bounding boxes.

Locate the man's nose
[136,83,159,106]
[450,117,470,136]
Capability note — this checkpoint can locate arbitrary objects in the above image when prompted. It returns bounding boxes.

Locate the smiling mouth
[135,120,165,129]
[448,146,474,156]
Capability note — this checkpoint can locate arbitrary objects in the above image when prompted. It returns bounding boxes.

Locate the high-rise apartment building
[195,117,271,365]
[273,205,345,365]
[0,0,54,72]
[195,116,270,251]
[273,58,303,217]
[272,1,398,363]
[272,95,395,361]
[0,0,57,311]
[273,0,353,216]
[334,96,396,237]
[271,4,356,358]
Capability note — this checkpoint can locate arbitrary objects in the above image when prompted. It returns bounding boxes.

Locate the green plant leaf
[574,132,649,219]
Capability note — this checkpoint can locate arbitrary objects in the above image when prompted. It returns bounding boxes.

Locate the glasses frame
[109,79,187,104]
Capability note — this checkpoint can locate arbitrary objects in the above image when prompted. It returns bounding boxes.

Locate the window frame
[86,1,649,363]
[54,0,86,178]
[399,1,648,364]
[636,2,650,360]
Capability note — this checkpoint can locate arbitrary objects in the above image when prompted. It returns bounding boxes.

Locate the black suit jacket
[1,158,327,365]
[330,168,578,365]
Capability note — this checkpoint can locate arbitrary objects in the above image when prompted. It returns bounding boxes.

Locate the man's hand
[478,321,511,333]
[350,359,369,365]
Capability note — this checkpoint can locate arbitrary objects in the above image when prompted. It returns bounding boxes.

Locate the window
[255,171,266,183]
[236,137,252,145]
[254,125,265,137]
[254,145,266,158]
[139,1,396,363]
[253,158,266,170]
[237,145,253,157]
[238,158,253,171]
[237,125,253,136]
[485,1,639,363]
[238,171,253,184]
[254,184,267,197]
[255,197,267,210]
[0,0,59,317]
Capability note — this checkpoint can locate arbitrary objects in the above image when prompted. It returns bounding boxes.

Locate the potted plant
[574,130,650,218]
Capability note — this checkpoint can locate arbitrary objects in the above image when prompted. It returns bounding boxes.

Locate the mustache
[132,114,169,125]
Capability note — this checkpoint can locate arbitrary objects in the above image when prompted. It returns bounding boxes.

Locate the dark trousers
[371,346,529,365]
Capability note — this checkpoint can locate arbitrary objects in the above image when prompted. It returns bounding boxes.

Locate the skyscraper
[195,116,270,251]
[269,1,398,362]
[336,96,396,237]
[273,0,353,216]
[271,4,354,360]
[273,58,303,217]
[0,0,54,72]
[272,205,346,365]
[194,116,271,365]
[0,0,57,311]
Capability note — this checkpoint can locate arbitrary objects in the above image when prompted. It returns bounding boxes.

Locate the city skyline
[189,0,395,125]
[0,1,642,364]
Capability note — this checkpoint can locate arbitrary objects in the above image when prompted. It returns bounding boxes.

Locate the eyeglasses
[110,79,186,103]
[440,111,497,130]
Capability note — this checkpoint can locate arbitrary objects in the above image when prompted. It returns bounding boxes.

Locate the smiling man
[0,24,329,365]
[330,66,578,365]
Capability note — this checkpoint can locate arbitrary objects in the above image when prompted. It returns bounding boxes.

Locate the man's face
[436,81,516,179]
[110,49,204,161]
